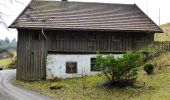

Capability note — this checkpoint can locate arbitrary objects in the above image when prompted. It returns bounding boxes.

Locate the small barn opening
[66,62,77,73]
[90,58,96,71]
[32,33,40,40]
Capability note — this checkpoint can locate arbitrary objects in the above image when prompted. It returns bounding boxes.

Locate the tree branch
[0,16,9,31]
[0,2,10,9]
[13,0,25,5]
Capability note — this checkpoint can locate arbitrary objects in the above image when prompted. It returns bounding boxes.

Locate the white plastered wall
[46,54,122,79]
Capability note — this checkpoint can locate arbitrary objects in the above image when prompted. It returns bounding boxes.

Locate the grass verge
[13,72,170,99]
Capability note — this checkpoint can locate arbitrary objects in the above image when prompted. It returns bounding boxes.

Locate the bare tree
[0,0,25,20]
[0,0,25,29]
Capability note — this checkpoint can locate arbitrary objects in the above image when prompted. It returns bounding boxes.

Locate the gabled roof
[10,1,163,33]
[0,50,10,53]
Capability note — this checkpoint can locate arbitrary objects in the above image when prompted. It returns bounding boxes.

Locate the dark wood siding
[17,30,47,80]
[17,29,154,80]
[46,30,153,52]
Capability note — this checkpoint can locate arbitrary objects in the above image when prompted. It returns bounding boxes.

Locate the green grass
[13,52,170,100]
[0,58,14,68]
[160,23,170,34]
[155,33,170,41]
[13,71,170,100]
[0,51,16,69]
[155,23,170,41]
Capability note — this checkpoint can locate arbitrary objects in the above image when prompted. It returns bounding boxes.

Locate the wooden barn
[0,50,14,59]
[10,0,163,80]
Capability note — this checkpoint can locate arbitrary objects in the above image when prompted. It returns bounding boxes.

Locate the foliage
[143,64,154,75]
[0,37,10,45]
[147,52,170,74]
[0,37,17,50]
[143,43,167,62]
[6,57,16,69]
[143,43,170,73]
[0,58,12,68]
[0,44,17,50]
[95,52,143,87]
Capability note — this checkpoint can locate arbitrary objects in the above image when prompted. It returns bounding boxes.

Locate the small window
[132,34,144,41]
[56,34,65,41]
[135,35,143,41]
[90,33,96,40]
[32,33,40,40]
[66,62,77,73]
[112,35,120,42]
[91,58,97,71]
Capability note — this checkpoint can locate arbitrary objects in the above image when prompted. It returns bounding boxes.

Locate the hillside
[155,23,170,41]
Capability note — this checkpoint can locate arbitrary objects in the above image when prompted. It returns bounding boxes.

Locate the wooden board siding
[17,30,47,80]
[46,30,153,52]
[17,29,154,80]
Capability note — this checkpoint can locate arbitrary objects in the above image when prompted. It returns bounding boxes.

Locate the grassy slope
[0,58,14,67]
[13,52,170,100]
[155,23,170,41]
[0,51,16,69]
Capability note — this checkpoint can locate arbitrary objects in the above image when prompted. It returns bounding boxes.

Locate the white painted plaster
[46,54,122,79]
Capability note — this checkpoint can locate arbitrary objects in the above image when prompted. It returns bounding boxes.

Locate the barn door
[17,30,47,80]
[31,32,47,80]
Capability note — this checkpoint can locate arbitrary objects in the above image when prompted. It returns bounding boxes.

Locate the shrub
[7,58,16,69]
[95,52,143,87]
[144,64,154,75]
[142,43,166,62]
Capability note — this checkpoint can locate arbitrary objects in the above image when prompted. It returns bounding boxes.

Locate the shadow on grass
[96,80,155,91]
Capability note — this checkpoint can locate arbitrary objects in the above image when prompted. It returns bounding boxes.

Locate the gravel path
[0,70,51,100]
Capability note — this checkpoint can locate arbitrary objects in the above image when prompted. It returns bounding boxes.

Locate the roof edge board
[14,26,161,33]
[134,4,163,33]
[33,0,134,6]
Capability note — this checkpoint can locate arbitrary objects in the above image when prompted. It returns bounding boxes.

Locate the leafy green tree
[95,52,143,86]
